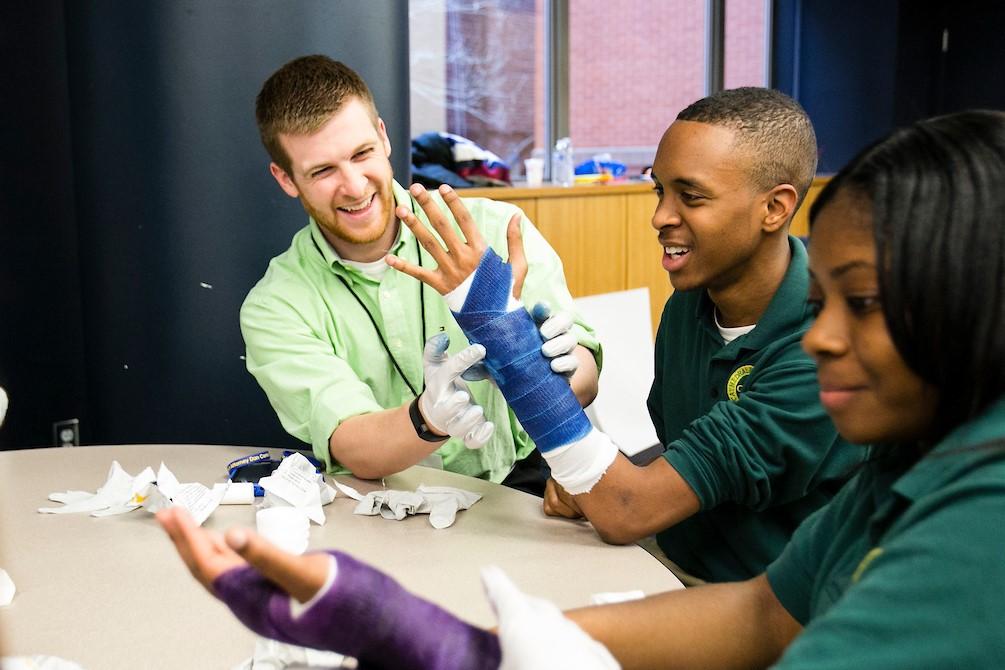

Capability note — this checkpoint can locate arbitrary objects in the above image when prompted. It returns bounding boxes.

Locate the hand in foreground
[532,303,580,377]
[386,183,528,299]
[543,477,585,519]
[157,507,328,603]
[162,509,503,667]
[419,332,495,449]
[482,565,619,669]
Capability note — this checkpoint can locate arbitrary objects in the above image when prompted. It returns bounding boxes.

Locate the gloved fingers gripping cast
[419,332,496,448]
[532,303,580,377]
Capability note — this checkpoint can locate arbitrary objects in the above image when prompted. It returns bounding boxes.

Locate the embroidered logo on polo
[851,547,884,583]
[726,364,753,401]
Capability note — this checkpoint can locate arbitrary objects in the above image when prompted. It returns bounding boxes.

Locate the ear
[762,183,799,233]
[377,117,392,158]
[269,162,300,198]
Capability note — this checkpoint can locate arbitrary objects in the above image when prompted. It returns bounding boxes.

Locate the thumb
[441,343,487,380]
[225,527,329,603]
[530,302,551,325]
[481,564,531,623]
[506,214,528,300]
[423,332,451,363]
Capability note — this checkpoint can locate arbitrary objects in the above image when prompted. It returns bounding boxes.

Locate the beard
[302,183,395,246]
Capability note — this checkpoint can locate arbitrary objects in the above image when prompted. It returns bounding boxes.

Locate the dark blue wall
[0,1,410,449]
[774,0,899,174]
[774,0,1005,175]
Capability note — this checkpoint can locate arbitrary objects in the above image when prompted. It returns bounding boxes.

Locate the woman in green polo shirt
[160,109,1005,668]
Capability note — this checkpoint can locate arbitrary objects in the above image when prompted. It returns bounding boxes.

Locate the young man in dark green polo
[543,88,860,583]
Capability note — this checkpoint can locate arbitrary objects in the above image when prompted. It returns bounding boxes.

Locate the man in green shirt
[241,55,600,488]
[543,88,860,582]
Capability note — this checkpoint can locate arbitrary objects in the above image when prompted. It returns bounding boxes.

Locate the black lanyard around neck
[311,231,426,398]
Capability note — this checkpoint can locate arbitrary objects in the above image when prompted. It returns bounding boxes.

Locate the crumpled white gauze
[481,565,620,670]
[38,461,155,517]
[257,453,336,525]
[0,568,15,607]
[352,485,481,529]
[137,463,228,526]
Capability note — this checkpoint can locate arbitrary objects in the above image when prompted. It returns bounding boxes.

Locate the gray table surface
[0,444,682,669]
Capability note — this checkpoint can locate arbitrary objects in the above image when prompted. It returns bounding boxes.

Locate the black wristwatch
[409,395,446,442]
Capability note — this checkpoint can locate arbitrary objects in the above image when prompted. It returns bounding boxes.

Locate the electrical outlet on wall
[53,418,79,447]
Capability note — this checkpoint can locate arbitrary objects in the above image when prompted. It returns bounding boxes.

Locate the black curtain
[0,1,410,449]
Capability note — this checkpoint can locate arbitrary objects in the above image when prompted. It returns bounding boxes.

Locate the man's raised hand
[386,183,527,299]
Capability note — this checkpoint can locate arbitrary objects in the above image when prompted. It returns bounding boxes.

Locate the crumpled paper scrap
[257,453,336,525]
[0,568,15,607]
[232,636,355,670]
[38,461,231,526]
[136,463,228,526]
[38,461,155,517]
[331,481,481,529]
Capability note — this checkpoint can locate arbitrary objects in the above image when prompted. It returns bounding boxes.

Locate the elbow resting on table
[591,517,653,546]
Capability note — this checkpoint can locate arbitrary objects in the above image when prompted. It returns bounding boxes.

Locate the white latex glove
[0,386,8,427]
[352,485,481,529]
[38,461,154,516]
[531,303,580,377]
[419,333,495,449]
[482,565,620,670]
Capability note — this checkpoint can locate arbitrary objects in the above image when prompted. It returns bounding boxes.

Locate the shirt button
[381,290,392,300]
[391,338,402,349]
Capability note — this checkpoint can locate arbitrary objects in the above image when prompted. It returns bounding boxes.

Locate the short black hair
[811,110,1005,433]
[677,87,817,206]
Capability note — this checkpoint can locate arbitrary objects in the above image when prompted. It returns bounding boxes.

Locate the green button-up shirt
[241,180,600,482]
[650,237,862,582]
[768,395,1005,668]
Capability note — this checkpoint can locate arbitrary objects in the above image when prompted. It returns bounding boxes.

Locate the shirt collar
[890,395,1005,502]
[695,236,812,352]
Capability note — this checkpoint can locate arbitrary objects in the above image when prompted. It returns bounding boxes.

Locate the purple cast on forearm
[212,550,500,670]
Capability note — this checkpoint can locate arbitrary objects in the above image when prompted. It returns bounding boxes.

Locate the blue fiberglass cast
[450,249,591,451]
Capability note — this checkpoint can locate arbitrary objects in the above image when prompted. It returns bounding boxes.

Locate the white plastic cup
[524,157,544,187]
[256,506,310,555]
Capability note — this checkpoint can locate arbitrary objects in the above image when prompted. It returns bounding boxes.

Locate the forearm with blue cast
[447,249,617,493]
[213,550,500,669]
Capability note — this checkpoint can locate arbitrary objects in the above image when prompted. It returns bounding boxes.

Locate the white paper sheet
[258,453,331,525]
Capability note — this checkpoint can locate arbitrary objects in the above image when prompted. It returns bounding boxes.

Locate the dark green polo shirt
[649,237,861,582]
[768,396,1005,668]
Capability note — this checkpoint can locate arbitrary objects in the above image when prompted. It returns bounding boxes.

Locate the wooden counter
[462,177,829,335]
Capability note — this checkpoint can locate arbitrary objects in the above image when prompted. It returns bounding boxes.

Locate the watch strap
[409,395,445,442]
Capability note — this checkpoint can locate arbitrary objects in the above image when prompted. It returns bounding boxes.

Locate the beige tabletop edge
[0,444,682,669]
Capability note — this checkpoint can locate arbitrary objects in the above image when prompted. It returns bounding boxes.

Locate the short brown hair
[255,55,378,174]
[677,87,818,208]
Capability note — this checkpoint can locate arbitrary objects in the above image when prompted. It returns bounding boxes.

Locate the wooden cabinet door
[625,190,672,337]
[534,194,628,298]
